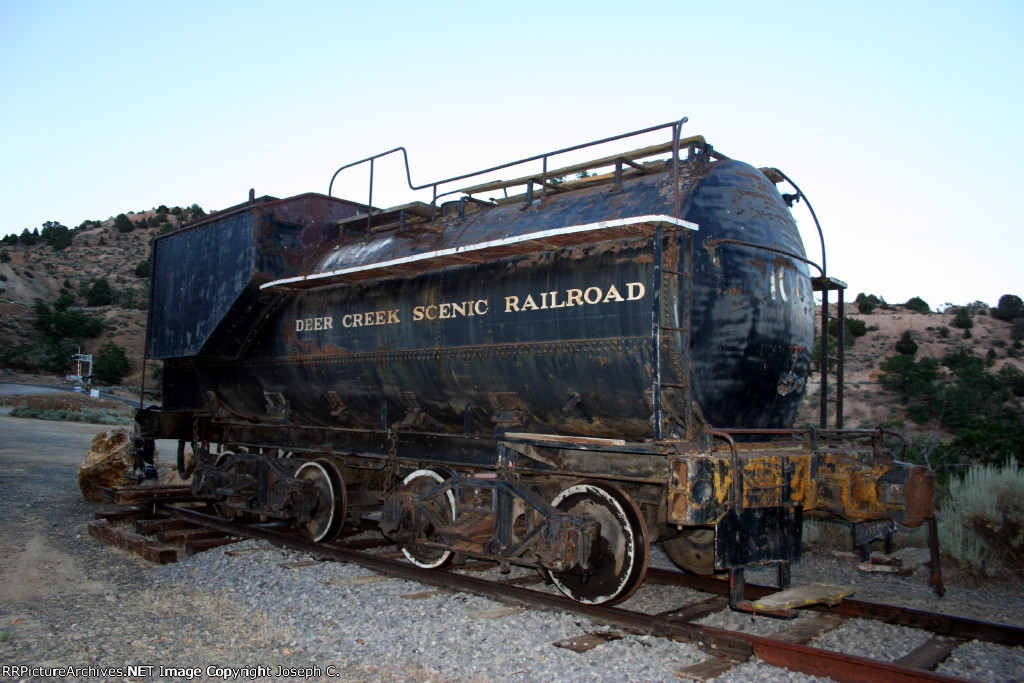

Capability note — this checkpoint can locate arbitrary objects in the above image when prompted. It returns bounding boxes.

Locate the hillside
[797,305,1024,437]
[0,208,198,383]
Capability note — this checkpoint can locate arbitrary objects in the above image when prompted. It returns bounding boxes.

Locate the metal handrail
[327,117,690,221]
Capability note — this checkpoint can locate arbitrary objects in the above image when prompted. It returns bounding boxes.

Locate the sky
[1,0,1021,308]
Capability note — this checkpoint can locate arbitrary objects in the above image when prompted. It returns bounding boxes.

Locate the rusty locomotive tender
[135,119,938,610]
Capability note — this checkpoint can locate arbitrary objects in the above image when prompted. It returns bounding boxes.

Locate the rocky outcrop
[77,428,136,501]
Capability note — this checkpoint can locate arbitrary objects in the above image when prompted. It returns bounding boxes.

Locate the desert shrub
[904,296,930,313]
[114,213,134,233]
[939,461,1024,577]
[40,221,72,250]
[895,330,918,356]
[85,277,115,306]
[0,250,9,263]
[9,405,130,425]
[134,259,151,278]
[951,307,974,329]
[855,292,885,314]
[938,326,950,339]
[33,301,103,339]
[93,342,130,385]
[845,318,867,337]
[999,365,1024,397]
[993,294,1024,322]
[811,332,837,372]
[19,228,40,245]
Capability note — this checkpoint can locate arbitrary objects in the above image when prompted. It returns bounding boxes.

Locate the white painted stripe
[261,214,698,290]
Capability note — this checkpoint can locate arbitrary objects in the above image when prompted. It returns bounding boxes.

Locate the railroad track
[111,502,1018,683]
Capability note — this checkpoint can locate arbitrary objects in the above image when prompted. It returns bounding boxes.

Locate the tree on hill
[40,221,72,250]
[19,228,40,245]
[904,296,930,313]
[879,348,1024,466]
[85,277,115,306]
[92,342,130,385]
[855,292,885,314]
[993,294,1024,322]
[114,213,134,233]
[895,330,918,355]
[33,301,104,340]
[951,307,974,330]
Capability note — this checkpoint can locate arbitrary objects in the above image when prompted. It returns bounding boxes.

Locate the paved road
[0,381,140,407]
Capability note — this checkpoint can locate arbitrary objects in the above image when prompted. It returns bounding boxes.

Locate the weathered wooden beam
[158,528,227,544]
[135,518,194,535]
[94,507,150,524]
[106,485,195,506]
[86,519,177,564]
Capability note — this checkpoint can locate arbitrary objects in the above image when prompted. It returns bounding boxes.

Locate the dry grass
[939,461,1024,578]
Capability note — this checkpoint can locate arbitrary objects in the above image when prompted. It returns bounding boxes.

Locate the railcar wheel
[176,440,195,479]
[660,529,716,575]
[550,482,649,605]
[295,458,347,543]
[399,468,456,569]
[211,451,243,521]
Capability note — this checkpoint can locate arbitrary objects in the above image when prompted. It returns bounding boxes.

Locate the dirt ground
[0,412,171,603]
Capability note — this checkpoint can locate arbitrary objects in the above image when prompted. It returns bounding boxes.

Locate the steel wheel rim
[550,482,649,605]
[400,468,456,569]
[295,458,347,543]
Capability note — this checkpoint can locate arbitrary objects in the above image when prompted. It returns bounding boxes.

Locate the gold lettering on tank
[291,282,646,332]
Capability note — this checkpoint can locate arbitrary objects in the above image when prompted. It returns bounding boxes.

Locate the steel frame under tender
[136,118,940,610]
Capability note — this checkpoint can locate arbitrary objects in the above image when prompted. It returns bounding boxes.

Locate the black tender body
[137,124,936,608]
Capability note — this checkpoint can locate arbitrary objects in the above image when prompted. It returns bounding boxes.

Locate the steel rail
[645,567,1024,647]
[158,505,983,682]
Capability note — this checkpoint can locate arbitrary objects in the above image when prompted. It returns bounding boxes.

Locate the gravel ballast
[2,410,1023,682]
